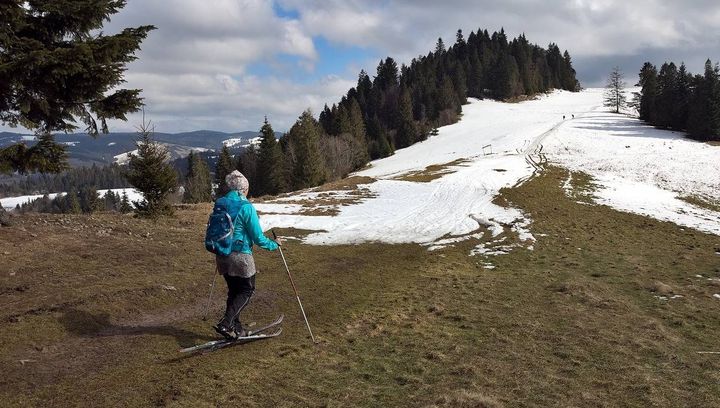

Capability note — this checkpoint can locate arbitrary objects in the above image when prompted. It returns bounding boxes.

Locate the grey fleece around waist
[216,252,257,278]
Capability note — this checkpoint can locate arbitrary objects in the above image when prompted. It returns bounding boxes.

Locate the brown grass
[257,176,377,216]
[1,166,719,406]
[394,159,470,183]
[679,195,720,213]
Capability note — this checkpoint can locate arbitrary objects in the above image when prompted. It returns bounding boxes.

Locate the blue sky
[246,37,378,84]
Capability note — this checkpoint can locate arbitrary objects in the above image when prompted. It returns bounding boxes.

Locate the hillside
[0,130,280,168]
[1,89,719,406]
[258,89,720,247]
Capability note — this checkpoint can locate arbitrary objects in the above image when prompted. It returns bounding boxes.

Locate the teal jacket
[219,190,278,254]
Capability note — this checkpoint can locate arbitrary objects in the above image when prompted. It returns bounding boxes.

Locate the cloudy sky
[5,0,720,134]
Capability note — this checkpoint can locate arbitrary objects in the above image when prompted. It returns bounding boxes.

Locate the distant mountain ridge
[0,130,282,167]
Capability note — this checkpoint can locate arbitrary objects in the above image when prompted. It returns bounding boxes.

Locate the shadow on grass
[58,309,215,348]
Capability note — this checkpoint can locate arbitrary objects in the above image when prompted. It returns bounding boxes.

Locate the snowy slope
[113,144,210,165]
[543,101,720,235]
[258,90,602,252]
[258,88,720,250]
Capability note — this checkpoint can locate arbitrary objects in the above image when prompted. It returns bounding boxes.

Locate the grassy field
[1,166,719,407]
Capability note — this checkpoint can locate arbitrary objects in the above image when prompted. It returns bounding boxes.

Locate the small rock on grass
[713,294,720,300]
[651,281,673,295]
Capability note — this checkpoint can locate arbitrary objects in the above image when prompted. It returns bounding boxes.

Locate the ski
[179,314,284,354]
[179,328,282,353]
[247,313,284,336]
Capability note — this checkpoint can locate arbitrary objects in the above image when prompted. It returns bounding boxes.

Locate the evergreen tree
[467,50,485,97]
[124,121,178,218]
[255,118,284,196]
[494,54,522,99]
[119,191,133,213]
[67,190,82,214]
[342,99,370,169]
[636,62,658,122]
[456,29,465,46]
[604,66,627,113]
[103,190,119,212]
[0,206,10,227]
[235,146,258,196]
[671,63,691,130]
[0,1,155,173]
[438,75,459,116]
[356,70,373,115]
[435,38,446,54]
[395,87,418,148]
[688,60,720,140]
[183,151,212,203]
[375,57,399,91]
[367,114,392,160]
[451,64,468,107]
[319,104,334,134]
[214,145,235,197]
[287,110,326,189]
[655,62,679,128]
[561,51,580,91]
[79,186,100,213]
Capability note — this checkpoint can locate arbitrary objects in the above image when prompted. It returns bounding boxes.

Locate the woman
[213,170,282,339]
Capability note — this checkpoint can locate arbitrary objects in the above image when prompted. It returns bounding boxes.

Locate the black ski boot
[213,322,237,340]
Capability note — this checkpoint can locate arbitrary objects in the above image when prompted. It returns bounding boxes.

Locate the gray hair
[225,170,249,194]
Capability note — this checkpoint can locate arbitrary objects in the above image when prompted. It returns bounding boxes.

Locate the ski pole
[273,230,317,344]
[202,265,218,321]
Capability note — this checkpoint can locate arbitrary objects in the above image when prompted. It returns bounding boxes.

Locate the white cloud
[106,72,355,133]
[98,0,335,133]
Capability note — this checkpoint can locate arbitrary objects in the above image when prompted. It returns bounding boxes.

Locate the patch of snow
[544,99,720,236]
[20,135,35,141]
[223,136,261,148]
[255,203,305,214]
[562,173,573,195]
[98,188,143,205]
[1,193,63,209]
[113,149,138,165]
[425,232,484,251]
[2,188,142,210]
[591,175,720,236]
[62,141,80,147]
[108,142,116,146]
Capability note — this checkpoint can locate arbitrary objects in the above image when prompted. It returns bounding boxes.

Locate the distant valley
[0,130,281,167]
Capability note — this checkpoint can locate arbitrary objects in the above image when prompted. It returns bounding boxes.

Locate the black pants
[220,274,255,329]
